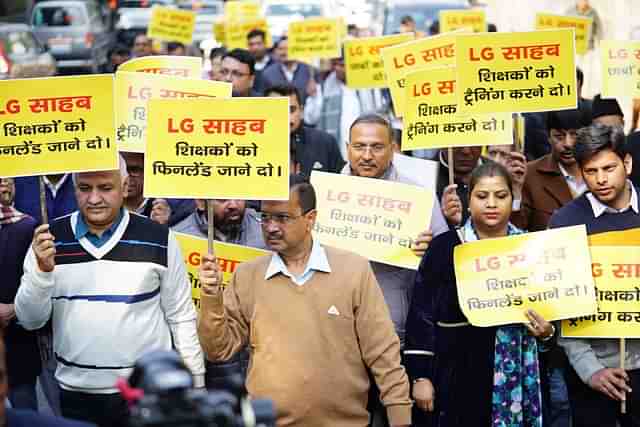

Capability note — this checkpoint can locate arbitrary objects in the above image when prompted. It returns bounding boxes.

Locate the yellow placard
[535,13,592,56]
[382,33,459,117]
[440,9,486,33]
[562,229,640,338]
[344,33,414,89]
[0,75,117,178]
[147,6,195,45]
[118,55,202,79]
[454,225,597,327]
[213,20,226,45]
[175,232,270,311]
[225,0,260,20]
[115,72,231,153]
[456,29,577,114]
[403,67,512,150]
[225,18,272,50]
[600,40,640,99]
[288,18,341,61]
[144,97,289,200]
[310,171,433,270]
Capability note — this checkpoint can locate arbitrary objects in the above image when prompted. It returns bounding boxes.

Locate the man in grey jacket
[342,113,448,426]
[172,199,266,249]
[172,198,266,391]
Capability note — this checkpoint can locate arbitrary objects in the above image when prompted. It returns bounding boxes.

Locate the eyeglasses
[220,68,251,79]
[349,143,388,154]
[256,212,304,225]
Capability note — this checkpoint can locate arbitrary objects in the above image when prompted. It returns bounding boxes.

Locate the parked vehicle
[0,23,57,79]
[31,0,113,73]
[115,0,174,46]
[382,0,468,35]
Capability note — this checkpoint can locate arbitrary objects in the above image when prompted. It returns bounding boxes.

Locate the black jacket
[292,126,345,177]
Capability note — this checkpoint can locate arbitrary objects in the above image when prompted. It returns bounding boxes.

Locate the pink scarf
[0,206,26,227]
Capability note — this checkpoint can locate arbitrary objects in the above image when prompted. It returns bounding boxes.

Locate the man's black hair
[223,48,256,75]
[575,124,628,167]
[264,83,302,108]
[290,174,316,213]
[247,29,266,41]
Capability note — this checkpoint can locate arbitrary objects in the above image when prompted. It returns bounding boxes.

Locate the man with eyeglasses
[342,113,448,426]
[511,109,591,232]
[220,48,261,97]
[197,174,412,427]
[121,152,195,227]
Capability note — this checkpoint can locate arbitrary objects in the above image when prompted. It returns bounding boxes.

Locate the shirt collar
[264,238,332,281]
[255,55,270,69]
[342,162,398,180]
[586,181,640,218]
[43,174,69,197]
[135,198,149,214]
[557,163,576,182]
[281,62,298,77]
[75,208,125,241]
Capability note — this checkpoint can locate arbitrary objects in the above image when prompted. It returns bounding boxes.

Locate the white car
[262,0,333,39]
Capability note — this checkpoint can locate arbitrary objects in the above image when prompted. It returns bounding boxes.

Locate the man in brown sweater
[197,174,412,427]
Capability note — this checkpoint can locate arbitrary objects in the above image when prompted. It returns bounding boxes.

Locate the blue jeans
[8,381,37,410]
[544,367,571,427]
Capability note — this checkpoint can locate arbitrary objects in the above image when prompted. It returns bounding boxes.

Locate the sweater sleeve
[162,231,205,387]
[558,336,605,384]
[404,241,439,382]
[15,245,54,331]
[356,262,412,426]
[197,265,250,363]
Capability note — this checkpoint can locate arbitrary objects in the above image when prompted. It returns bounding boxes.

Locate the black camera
[122,351,276,427]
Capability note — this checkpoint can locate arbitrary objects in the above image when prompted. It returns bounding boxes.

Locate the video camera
[120,351,276,427]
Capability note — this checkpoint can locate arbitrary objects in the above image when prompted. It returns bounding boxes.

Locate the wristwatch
[540,323,556,342]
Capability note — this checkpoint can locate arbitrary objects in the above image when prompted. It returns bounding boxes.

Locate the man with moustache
[342,114,448,426]
[15,156,204,427]
[172,197,265,390]
[511,109,591,231]
[172,199,265,249]
[197,174,412,427]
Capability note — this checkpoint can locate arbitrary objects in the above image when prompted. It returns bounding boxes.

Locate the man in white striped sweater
[15,157,204,427]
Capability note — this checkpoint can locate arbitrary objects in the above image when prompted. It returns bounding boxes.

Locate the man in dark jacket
[265,84,345,177]
[261,37,314,104]
[0,177,40,410]
[14,174,76,224]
